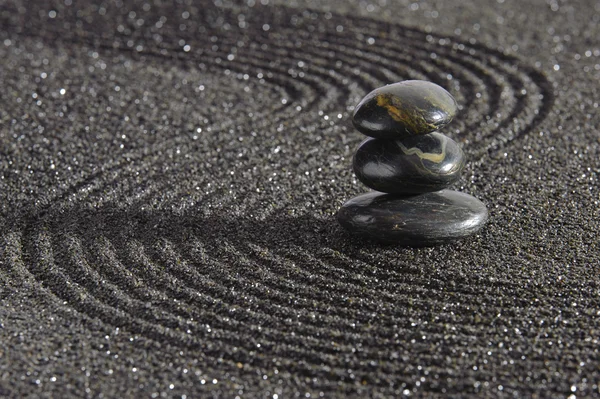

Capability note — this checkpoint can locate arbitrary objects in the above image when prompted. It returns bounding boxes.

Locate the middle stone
[353,132,466,195]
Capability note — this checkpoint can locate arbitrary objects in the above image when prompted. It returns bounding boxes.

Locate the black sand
[1,0,599,397]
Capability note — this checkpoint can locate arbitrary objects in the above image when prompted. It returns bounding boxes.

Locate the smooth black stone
[337,190,488,246]
[353,133,466,195]
[352,80,458,139]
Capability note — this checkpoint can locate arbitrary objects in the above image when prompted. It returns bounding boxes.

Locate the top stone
[352,80,458,139]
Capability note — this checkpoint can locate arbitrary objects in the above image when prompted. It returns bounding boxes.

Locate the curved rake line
[4,223,494,386]
[162,236,408,328]
[18,42,348,212]
[9,227,553,365]
[13,228,308,362]
[73,31,510,211]
[135,238,506,372]
[15,229,199,342]
[48,233,450,370]
[14,10,552,216]
[251,22,549,161]
[181,235,505,345]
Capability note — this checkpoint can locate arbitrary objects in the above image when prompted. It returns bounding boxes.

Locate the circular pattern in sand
[2,4,555,389]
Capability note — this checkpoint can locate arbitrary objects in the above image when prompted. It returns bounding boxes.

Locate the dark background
[1,0,599,397]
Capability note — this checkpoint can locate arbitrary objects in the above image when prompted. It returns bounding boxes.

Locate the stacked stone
[337,80,488,246]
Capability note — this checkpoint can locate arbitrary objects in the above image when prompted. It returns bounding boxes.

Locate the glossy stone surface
[353,133,466,195]
[352,80,458,139]
[337,190,488,246]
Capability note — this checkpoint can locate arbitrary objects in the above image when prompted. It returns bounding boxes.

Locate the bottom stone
[337,190,488,246]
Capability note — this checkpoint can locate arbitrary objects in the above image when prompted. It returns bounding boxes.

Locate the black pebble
[337,190,488,246]
[353,132,466,195]
[352,80,458,139]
